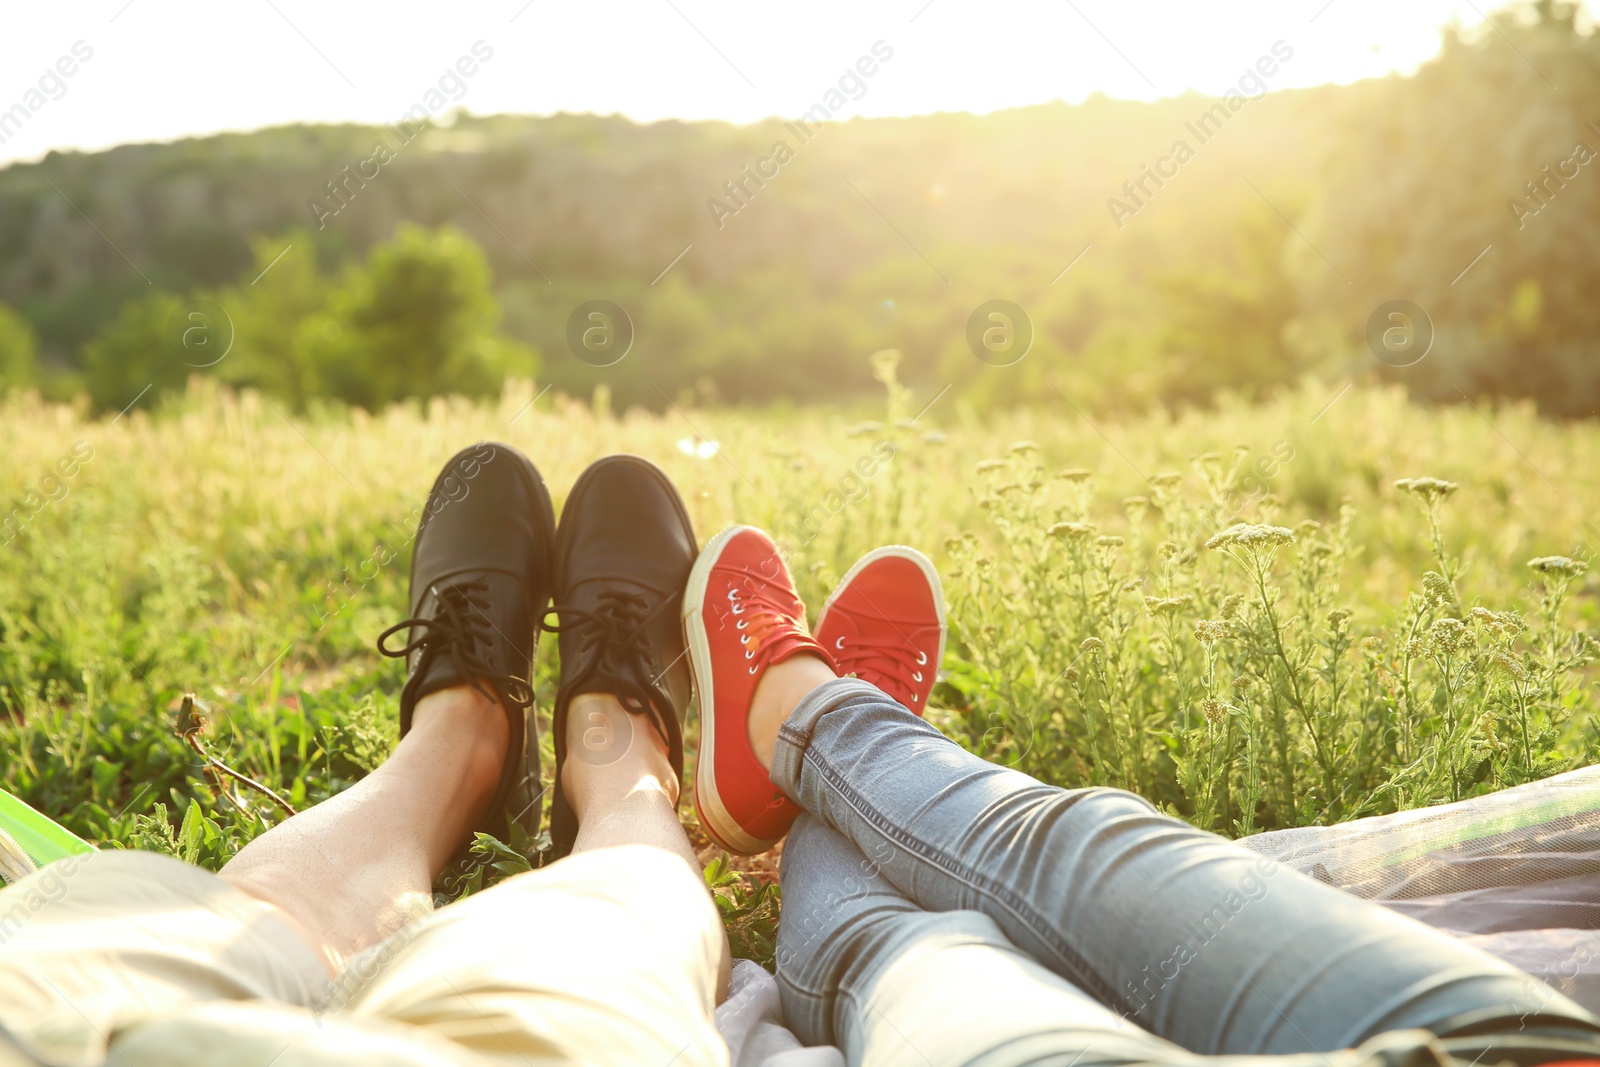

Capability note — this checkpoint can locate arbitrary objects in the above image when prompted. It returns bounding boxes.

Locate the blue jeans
[771,679,1600,1067]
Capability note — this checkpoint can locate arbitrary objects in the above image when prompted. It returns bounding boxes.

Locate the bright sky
[0,0,1583,167]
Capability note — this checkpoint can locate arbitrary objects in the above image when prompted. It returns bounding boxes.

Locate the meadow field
[3,364,1597,958]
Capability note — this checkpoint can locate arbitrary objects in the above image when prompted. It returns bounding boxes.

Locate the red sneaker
[814,546,946,715]
[684,526,832,855]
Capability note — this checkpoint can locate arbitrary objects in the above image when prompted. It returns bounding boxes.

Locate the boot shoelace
[544,584,678,733]
[829,630,931,706]
[724,571,816,676]
[377,578,534,711]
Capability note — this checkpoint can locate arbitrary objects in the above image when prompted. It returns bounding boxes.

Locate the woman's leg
[778,813,1201,1067]
[763,675,1600,1057]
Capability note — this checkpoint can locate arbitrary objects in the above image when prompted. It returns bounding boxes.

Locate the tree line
[0,1,1594,416]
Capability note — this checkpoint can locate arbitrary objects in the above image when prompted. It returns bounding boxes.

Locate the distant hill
[3,2,1598,414]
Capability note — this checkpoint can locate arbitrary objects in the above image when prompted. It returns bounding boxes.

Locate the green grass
[3,367,1597,961]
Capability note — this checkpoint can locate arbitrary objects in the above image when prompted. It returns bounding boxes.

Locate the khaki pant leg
[340,845,728,1067]
[0,851,327,1067]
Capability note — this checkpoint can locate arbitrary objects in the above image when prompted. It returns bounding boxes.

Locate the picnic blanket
[1240,764,1600,1016]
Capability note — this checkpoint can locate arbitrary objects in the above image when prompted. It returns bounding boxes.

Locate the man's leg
[31,696,730,1067]
[0,439,560,1064]
[0,678,512,1066]
[0,684,501,1066]
[334,692,729,1066]
[219,683,509,976]
[329,453,726,1061]
[562,691,704,867]
[222,439,554,980]
[756,670,1600,1057]
[561,690,733,997]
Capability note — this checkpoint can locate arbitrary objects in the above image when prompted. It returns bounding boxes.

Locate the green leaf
[179,801,205,865]
[702,855,735,887]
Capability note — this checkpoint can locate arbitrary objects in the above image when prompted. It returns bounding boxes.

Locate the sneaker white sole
[684,525,776,856]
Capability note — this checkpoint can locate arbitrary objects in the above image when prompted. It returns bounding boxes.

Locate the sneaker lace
[377,578,534,710]
[725,577,816,675]
[829,631,931,703]
[544,584,678,725]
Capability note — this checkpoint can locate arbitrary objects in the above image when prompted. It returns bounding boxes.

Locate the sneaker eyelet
[916,651,928,665]
[736,619,748,630]
[731,603,744,615]
[748,664,759,675]
[834,637,845,650]
[913,671,924,682]
[744,649,754,660]
[726,588,739,601]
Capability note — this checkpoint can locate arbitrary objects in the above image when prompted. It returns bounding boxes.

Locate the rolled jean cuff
[771,677,915,805]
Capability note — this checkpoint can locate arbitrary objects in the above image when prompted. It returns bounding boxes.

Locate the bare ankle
[748,653,837,769]
[563,694,677,821]
[408,684,509,809]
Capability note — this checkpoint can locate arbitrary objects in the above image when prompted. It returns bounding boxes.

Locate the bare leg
[561,692,732,997]
[221,684,508,976]
[747,654,837,770]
